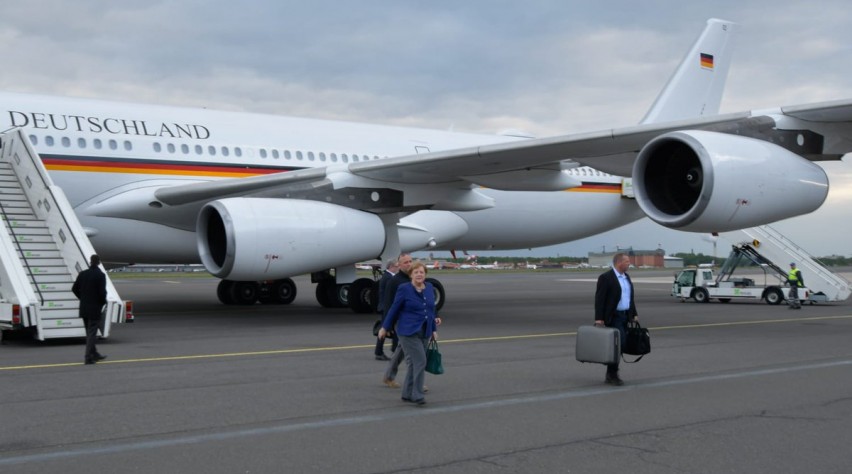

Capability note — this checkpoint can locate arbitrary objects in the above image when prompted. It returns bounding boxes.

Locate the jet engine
[197,198,385,280]
[632,130,828,232]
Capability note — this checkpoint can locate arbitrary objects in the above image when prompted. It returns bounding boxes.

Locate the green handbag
[425,338,444,375]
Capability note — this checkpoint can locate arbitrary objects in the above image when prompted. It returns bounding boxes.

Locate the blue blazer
[382,282,437,337]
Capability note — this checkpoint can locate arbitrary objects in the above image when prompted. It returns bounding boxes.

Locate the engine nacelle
[632,130,829,232]
[197,198,385,280]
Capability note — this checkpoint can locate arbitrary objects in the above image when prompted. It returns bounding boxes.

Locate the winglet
[640,18,738,124]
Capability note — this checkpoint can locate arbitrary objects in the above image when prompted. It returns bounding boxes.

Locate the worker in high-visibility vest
[787,262,804,309]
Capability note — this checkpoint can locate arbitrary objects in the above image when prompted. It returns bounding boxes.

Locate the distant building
[588,248,667,268]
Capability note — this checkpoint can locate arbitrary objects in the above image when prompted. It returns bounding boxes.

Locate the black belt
[615,310,629,315]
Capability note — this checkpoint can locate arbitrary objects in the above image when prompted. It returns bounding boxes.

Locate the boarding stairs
[725,225,851,302]
[0,129,127,341]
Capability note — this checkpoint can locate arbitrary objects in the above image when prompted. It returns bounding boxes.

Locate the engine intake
[632,130,828,232]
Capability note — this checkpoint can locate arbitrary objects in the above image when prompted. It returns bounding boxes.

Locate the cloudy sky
[2,1,851,257]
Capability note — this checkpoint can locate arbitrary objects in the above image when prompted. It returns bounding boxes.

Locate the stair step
[19,258,67,268]
[11,234,54,243]
[18,249,61,259]
[31,273,74,284]
[17,242,60,251]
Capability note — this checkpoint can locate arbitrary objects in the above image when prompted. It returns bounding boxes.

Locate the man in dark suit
[594,252,638,385]
[374,258,399,360]
[72,254,108,365]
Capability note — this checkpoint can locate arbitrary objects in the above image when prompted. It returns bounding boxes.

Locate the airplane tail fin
[640,18,738,124]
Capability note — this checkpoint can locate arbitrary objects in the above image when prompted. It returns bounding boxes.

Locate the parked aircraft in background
[1,18,849,313]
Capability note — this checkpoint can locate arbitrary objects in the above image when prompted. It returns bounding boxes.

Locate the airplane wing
[154,98,852,208]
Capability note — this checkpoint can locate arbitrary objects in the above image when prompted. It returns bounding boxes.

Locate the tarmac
[1,269,851,473]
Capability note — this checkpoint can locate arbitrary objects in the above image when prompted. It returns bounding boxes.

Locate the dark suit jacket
[381,271,410,317]
[377,270,394,313]
[72,266,107,321]
[594,268,637,326]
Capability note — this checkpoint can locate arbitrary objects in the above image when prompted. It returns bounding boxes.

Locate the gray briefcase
[575,325,620,365]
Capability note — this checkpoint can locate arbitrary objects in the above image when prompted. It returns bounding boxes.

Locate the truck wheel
[764,288,783,305]
[693,288,709,303]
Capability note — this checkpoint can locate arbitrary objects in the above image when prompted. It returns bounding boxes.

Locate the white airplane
[1,18,849,313]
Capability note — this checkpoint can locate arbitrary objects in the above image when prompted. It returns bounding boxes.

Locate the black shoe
[375,354,390,361]
[414,399,426,406]
[402,397,413,403]
[95,354,107,361]
[605,374,624,386]
[85,360,96,365]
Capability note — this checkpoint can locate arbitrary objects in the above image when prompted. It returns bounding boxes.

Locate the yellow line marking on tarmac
[2,314,850,372]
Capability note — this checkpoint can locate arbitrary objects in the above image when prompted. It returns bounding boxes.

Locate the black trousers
[84,317,100,362]
[606,312,629,375]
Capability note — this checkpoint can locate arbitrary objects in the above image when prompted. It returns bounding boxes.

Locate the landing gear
[313,270,446,313]
[315,279,349,308]
[216,279,297,305]
[426,277,446,312]
[348,278,378,313]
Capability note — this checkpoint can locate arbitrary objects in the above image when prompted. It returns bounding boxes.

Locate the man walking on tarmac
[72,254,108,364]
[787,262,804,309]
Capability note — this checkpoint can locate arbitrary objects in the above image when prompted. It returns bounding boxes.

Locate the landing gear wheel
[426,277,446,312]
[217,280,236,305]
[230,281,259,305]
[316,280,334,308]
[316,281,348,308]
[348,278,375,313]
[270,278,297,305]
[259,279,297,305]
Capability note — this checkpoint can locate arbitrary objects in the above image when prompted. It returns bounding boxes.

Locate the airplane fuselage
[2,91,641,263]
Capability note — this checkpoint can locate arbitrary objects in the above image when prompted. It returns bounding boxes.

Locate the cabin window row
[26,134,382,163]
[29,134,133,152]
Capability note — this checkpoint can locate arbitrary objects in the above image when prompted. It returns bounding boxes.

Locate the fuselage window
[341,153,348,163]
[181,144,189,154]
[61,137,71,147]
[77,138,86,148]
[284,150,292,160]
[28,134,38,146]
[235,147,242,157]
[124,141,132,151]
[307,151,315,161]
[208,145,216,156]
[45,136,54,147]
[221,147,230,157]
[195,145,203,155]
[260,149,267,158]
[330,153,338,162]
[319,152,326,162]
[153,143,162,153]
[272,150,279,159]
[296,151,303,160]
[93,139,102,150]
[167,143,176,153]
[109,140,118,150]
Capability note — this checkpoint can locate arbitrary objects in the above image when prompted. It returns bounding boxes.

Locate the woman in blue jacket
[378,261,438,405]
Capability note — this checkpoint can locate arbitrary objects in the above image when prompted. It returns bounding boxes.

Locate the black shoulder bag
[622,320,651,363]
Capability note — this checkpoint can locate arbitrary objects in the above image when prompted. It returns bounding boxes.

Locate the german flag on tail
[700,53,714,69]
